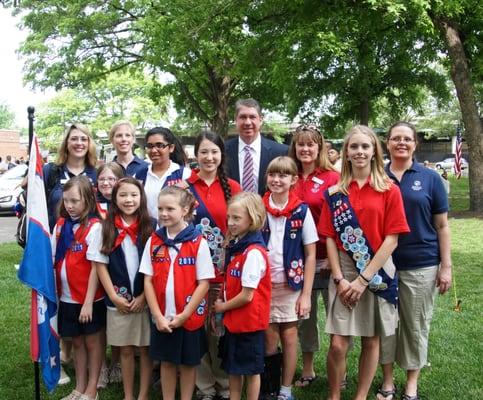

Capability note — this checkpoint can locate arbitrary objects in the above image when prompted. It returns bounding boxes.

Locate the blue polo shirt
[385,162,448,270]
[114,155,148,177]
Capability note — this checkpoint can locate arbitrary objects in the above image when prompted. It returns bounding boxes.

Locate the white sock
[279,385,292,397]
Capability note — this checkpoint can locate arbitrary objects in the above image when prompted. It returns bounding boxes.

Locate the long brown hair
[58,175,98,225]
[101,177,153,254]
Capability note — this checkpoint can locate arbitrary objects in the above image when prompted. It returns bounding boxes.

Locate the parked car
[434,157,468,171]
[0,164,28,213]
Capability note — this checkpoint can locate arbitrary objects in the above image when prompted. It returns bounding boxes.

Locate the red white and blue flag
[17,134,60,392]
[454,126,463,179]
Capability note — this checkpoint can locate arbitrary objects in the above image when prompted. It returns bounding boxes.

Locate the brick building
[0,129,28,161]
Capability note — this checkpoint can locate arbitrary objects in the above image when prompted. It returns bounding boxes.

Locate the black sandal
[401,394,420,400]
[376,386,396,400]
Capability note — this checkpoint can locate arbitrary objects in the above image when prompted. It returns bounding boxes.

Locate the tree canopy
[0,102,16,129]
[11,0,483,210]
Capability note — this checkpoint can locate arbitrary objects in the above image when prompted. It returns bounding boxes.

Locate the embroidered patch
[411,180,422,191]
[178,257,196,266]
[70,242,83,252]
[196,217,224,271]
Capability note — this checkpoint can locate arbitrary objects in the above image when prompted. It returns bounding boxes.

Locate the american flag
[454,126,463,179]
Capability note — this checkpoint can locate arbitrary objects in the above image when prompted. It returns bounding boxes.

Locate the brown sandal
[376,386,396,400]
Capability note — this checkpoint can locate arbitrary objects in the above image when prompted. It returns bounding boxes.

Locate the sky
[0,8,54,129]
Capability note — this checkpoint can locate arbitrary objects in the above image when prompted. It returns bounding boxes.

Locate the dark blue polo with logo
[385,161,448,270]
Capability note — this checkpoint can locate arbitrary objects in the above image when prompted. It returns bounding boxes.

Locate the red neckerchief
[113,214,139,250]
[263,190,303,218]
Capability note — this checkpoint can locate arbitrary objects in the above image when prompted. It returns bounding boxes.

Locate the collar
[238,134,261,154]
[187,169,219,185]
[385,160,421,179]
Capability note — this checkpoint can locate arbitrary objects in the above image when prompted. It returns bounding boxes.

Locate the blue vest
[263,204,308,291]
[105,218,157,307]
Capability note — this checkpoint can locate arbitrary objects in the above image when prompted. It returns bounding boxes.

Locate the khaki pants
[195,284,229,398]
[380,266,438,369]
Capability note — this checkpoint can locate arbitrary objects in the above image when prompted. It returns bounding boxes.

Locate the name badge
[312,176,324,185]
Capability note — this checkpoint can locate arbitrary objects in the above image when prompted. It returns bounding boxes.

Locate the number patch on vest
[70,242,83,252]
[178,257,196,266]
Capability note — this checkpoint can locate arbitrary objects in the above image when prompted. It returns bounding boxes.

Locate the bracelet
[357,275,369,286]
[359,273,371,283]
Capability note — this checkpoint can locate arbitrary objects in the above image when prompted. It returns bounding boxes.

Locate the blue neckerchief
[97,191,111,205]
[189,184,225,273]
[54,217,77,265]
[324,188,398,305]
[224,231,266,270]
[153,223,200,255]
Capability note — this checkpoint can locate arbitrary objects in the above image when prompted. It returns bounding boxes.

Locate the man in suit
[225,99,288,195]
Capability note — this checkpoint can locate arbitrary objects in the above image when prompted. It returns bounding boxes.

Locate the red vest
[223,244,271,333]
[54,217,104,303]
[150,233,208,331]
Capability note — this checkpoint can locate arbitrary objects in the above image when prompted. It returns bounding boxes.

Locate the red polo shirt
[319,179,409,252]
[293,168,340,259]
[187,170,242,234]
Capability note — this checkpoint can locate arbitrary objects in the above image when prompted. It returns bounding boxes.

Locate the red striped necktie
[242,145,256,192]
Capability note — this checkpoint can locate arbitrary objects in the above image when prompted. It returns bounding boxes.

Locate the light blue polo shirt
[385,162,448,270]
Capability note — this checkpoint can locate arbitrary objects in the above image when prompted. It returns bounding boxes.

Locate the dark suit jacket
[225,135,289,196]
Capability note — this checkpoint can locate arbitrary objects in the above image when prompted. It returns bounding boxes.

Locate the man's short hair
[235,99,262,117]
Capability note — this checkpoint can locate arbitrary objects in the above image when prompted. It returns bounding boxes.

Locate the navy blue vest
[263,203,308,291]
[105,219,156,307]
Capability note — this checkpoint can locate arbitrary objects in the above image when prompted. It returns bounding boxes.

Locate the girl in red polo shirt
[185,131,241,400]
[319,125,409,400]
[52,176,105,400]
[288,125,339,388]
[214,192,271,400]
[141,186,214,400]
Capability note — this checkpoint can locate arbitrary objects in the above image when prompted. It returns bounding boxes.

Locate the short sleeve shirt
[320,180,410,253]
[385,162,448,270]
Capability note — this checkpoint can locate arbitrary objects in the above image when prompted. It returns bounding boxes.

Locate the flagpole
[27,106,42,400]
[28,106,35,152]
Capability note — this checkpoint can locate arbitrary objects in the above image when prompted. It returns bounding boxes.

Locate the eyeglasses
[389,137,415,143]
[98,177,117,183]
[145,142,170,150]
[295,124,321,135]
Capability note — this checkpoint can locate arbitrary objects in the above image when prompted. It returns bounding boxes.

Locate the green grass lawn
[1,217,481,399]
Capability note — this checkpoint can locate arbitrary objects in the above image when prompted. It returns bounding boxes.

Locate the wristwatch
[333,277,343,285]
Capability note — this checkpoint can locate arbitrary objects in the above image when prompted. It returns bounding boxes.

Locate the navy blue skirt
[150,323,207,366]
[219,329,265,375]
[58,300,106,337]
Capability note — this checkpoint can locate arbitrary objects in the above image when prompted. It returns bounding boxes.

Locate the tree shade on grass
[1,216,481,399]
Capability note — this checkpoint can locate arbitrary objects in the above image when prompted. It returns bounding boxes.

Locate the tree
[35,72,169,150]
[248,1,450,136]
[15,0,282,136]
[0,101,16,129]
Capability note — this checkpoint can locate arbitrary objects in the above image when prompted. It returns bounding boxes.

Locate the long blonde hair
[288,125,335,172]
[339,125,391,194]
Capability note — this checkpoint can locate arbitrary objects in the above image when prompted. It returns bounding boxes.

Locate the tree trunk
[209,74,233,137]
[434,17,483,212]
[359,97,370,126]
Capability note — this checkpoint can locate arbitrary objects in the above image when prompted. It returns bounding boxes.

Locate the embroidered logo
[411,180,422,191]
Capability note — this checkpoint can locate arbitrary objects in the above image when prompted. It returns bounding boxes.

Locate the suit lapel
[258,137,271,194]
[227,139,240,182]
